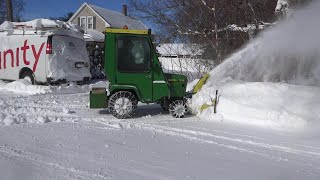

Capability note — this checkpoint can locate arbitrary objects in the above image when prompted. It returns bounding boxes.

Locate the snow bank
[0,80,110,95]
[0,80,90,95]
[190,81,320,131]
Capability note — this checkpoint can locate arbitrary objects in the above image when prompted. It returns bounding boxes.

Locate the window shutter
[78,17,80,26]
[93,16,96,29]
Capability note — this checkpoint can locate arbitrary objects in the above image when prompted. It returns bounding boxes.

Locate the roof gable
[88,4,148,30]
[68,3,110,27]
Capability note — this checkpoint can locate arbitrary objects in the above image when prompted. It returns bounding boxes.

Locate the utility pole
[6,0,13,21]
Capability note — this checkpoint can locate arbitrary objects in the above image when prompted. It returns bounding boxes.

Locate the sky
[24,0,127,20]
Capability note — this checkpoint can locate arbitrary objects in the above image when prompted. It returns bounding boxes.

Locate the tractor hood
[164,73,188,98]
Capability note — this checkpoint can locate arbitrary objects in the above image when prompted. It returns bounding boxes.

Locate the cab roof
[104,28,151,35]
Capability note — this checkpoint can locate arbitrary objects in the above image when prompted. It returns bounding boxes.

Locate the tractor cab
[90,28,188,119]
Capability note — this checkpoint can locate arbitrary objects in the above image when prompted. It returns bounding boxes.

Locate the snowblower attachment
[193,74,210,94]
[190,74,219,114]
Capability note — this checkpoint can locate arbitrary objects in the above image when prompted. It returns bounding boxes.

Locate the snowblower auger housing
[90,28,188,119]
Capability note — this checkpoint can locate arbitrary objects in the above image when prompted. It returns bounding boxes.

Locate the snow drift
[191,81,320,131]
[0,80,93,95]
[191,1,320,131]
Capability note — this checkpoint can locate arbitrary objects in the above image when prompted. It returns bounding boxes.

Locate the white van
[0,19,91,84]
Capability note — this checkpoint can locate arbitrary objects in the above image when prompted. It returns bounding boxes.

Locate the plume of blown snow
[207,0,320,87]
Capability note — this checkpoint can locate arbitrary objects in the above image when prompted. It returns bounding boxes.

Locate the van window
[117,36,151,72]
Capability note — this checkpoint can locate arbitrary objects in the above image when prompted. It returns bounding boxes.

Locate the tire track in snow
[0,145,110,180]
[90,117,320,165]
[142,124,320,159]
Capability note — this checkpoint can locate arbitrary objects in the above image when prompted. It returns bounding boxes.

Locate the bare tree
[50,12,74,22]
[6,0,13,21]
[0,0,24,23]
[128,0,278,66]
[0,0,6,23]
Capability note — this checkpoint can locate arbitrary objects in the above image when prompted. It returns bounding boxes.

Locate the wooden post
[214,90,218,114]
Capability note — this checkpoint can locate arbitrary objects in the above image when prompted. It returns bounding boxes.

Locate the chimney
[122,5,128,16]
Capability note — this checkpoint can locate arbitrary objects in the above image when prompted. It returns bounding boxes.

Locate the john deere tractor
[90,28,188,119]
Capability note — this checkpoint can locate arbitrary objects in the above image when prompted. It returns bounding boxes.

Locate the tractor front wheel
[169,99,187,118]
[108,91,138,119]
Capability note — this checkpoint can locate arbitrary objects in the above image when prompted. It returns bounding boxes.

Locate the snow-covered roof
[157,44,204,56]
[0,19,84,39]
[84,29,105,42]
[88,4,148,30]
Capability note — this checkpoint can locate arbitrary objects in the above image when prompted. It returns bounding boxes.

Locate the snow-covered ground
[1,2,320,179]
[0,80,320,180]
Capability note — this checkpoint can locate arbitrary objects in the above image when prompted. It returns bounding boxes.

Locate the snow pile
[207,1,320,86]
[191,81,320,131]
[0,102,68,125]
[0,79,51,94]
[191,1,320,131]
[0,80,90,95]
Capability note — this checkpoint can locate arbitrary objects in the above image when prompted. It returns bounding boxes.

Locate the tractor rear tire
[108,91,138,119]
[169,99,187,118]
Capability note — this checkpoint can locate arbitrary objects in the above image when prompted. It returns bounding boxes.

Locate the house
[67,3,148,33]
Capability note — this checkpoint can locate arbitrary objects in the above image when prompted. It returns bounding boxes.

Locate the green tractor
[90,28,188,119]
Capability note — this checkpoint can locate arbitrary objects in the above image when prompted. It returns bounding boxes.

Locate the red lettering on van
[4,49,14,68]
[32,43,45,72]
[21,40,30,65]
[16,48,20,67]
[0,40,46,72]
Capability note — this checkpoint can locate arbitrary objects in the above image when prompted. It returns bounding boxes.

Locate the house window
[87,16,93,29]
[80,16,86,29]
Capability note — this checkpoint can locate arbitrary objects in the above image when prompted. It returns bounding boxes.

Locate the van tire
[21,71,35,85]
[108,91,138,119]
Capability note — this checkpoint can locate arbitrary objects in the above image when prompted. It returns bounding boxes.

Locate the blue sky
[25,0,127,20]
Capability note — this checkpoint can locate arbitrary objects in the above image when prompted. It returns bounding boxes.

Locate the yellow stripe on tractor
[105,28,151,35]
